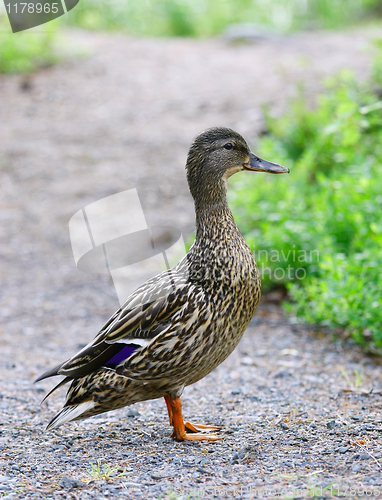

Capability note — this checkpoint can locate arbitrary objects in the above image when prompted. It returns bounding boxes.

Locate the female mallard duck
[36,127,288,441]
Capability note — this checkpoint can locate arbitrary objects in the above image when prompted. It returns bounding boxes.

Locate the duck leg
[165,396,220,441]
[164,395,219,432]
[164,395,173,425]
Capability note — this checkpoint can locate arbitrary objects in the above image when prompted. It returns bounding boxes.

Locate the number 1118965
[5,3,59,13]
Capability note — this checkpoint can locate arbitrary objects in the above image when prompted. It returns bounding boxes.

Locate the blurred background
[2,0,382,38]
[0,0,381,362]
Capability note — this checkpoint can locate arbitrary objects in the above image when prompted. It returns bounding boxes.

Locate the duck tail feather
[46,400,95,431]
[40,377,72,404]
[35,361,67,383]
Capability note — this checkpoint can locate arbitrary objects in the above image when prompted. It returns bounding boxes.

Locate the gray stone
[127,408,140,417]
[222,23,284,44]
[232,452,245,463]
[59,476,86,489]
[275,370,291,378]
[150,473,167,480]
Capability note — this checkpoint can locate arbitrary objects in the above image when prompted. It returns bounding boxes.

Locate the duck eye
[223,143,233,150]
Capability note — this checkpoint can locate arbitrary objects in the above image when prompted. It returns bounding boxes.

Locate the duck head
[186,127,289,208]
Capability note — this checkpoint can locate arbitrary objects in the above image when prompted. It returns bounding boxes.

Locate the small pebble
[127,408,140,417]
[58,476,86,489]
[338,446,349,453]
[274,370,291,378]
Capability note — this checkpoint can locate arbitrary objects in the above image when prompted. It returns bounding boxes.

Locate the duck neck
[195,199,238,241]
[188,164,229,208]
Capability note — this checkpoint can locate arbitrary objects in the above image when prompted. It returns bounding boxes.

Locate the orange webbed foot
[185,421,220,433]
[171,429,220,441]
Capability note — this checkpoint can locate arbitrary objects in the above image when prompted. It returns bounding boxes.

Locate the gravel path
[1,26,382,499]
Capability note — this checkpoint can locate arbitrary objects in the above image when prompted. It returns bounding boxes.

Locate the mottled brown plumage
[36,127,288,440]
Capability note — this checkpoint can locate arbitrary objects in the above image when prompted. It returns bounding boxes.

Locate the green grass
[339,366,364,388]
[86,460,127,480]
[0,15,59,73]
[63,0,382,36]
[230,41,382,352]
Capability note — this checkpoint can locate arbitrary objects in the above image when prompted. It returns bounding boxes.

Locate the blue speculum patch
[104,345,137,368]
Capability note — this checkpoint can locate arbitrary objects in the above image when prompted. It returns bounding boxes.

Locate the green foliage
[373,38,382,87]
[0,15,58,73]
[63,0,382,37]
[87,460,126,480]
[230,42,382,351]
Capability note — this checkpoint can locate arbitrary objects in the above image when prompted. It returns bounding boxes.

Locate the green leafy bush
[230,44,382,351]
[63,0,382,37]
[0,15,58,74]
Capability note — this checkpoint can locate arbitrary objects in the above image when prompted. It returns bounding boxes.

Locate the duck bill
[244,152,289,174]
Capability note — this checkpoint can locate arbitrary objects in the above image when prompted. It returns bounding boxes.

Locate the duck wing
[116,283,211,383]
[36,266,208,382]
